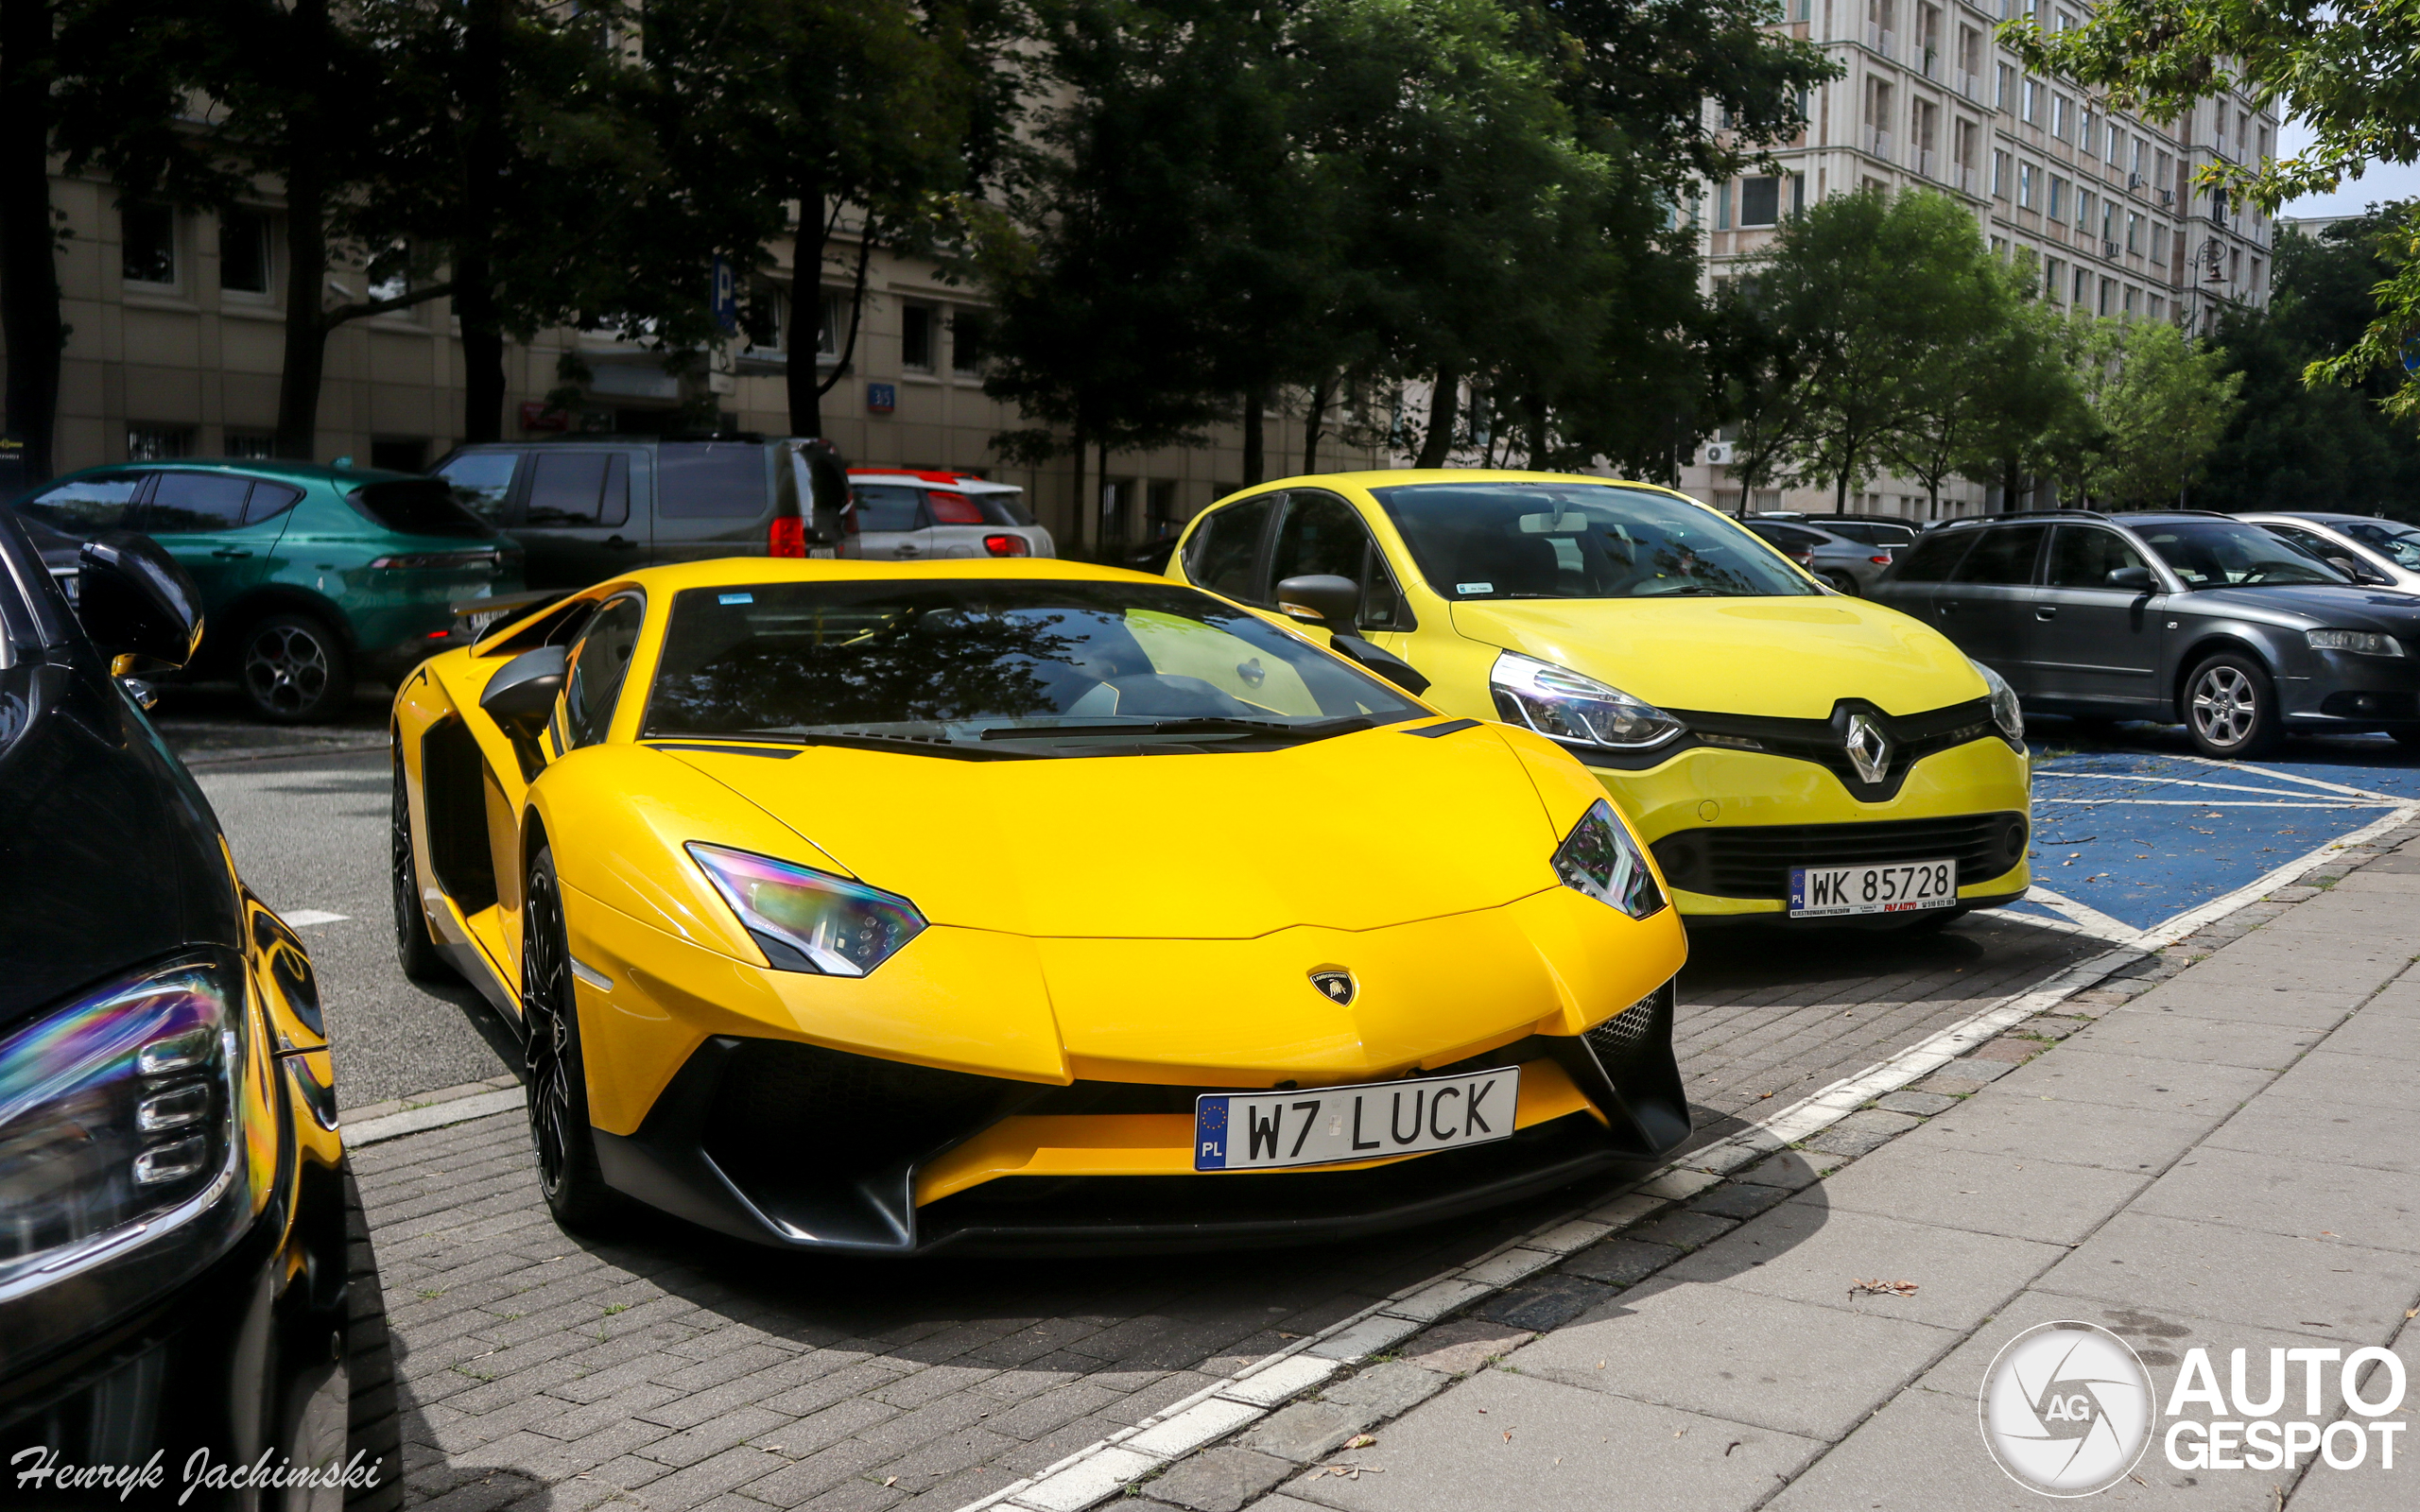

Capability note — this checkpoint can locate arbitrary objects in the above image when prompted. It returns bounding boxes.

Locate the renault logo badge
[1843,713,1893,785]
[1308,970,1356,1005]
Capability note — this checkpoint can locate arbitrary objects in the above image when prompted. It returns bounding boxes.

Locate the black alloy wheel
[390,751,456,983]
[522,847,622,1231]
[240,611,355,724]
[2184,651,2284,760]
[1824,571,1861,596]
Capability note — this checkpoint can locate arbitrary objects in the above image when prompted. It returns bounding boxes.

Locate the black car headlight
[2307,628,2406,658]
[688,843,926,976]
[0,955,256,1368]
[1491,651,1685,752]
[1553,799,1668,920]
[1974,659,2024,746]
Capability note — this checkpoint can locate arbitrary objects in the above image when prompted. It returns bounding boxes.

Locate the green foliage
[2070,317,2243,507]
[2005,1,2420,419]
[2196,216,2420,517]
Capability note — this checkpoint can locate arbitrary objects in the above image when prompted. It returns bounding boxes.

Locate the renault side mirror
[2105,566,2152,591]
[77,532,203,673]
[1274,574,1361,628]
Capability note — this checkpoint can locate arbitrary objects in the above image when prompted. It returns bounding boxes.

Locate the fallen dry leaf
[1850,1278,1920,1298]
[882,1478,898,1487]
[1503,1430,1513,1443]
[1318,1465,1386,1480]
[1344,1435,1376,1451]
[1725,1440,1742,1456]
[1277,1332,1304,1339]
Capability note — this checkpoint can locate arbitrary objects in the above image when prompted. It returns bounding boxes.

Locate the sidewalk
[1133,837,2420,1512]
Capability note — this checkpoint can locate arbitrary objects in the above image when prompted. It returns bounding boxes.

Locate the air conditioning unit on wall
[1703,441,1737,466]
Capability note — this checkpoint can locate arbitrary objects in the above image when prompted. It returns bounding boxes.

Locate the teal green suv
[9,459,524,721]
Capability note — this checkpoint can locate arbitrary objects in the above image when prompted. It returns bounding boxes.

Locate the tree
[1957,297,2093,513]
[2070,317,2243,508]
[1750,186,2007,511]
[2196,215,2420,518]
[2008,2,2420,417]
[1881,252,2078,518]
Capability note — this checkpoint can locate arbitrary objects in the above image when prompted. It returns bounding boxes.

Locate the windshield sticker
[718,593,754,605]
[1456,582,1494,594]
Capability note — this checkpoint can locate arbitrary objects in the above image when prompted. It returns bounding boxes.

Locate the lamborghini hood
[1450,596,1987,718]
[673,723,1567,939]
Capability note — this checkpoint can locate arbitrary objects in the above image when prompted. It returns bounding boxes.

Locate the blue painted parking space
[2010,722,2420,937]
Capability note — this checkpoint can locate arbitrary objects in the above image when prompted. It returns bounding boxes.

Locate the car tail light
[983,534,1030,558]
[928,490,985,525]
[769,516,805,558]
[1870,555,1893,565]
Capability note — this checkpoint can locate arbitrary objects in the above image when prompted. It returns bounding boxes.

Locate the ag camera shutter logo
[1979,1322,2154,1496]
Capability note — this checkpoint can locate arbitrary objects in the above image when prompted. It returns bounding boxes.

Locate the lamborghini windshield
[643,578,1425,752]
[1371,482,1819,600]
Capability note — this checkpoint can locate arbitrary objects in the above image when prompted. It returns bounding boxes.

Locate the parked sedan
[1741,517,1899,595]
[2240,512,2420,594]
[0,514,397,1500]
[1872,510,2420,757]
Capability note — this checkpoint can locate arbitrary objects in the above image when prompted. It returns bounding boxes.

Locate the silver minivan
[841,469,1055,561]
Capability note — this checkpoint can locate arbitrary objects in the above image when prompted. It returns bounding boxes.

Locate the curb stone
[975,816,2420,1512]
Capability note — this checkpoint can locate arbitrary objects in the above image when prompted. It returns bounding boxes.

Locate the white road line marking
[2169,752,2407,804]
[2022,886,2138,943]
[282,909,351,927]
[2036,798,2374,808]
[2034,771,2335,799]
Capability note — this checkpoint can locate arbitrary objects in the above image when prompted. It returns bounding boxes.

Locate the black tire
[523,847,624,1233]
[1824,571,1861,596]
[342,1164,405,1512]
[2182,651,2284,760]
[390,750,457,983]
[239,611,354,724]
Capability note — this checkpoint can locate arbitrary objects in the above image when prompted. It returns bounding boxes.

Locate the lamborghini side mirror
[77,532,203,672]
[480,644,566,733]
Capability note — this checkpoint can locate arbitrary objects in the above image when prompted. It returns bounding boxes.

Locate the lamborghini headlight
[687,843,925,976]
[1553,799,1667,920]
[1974,659,2024,745]
[1490,651,1685,752]
[0,956,247,1315]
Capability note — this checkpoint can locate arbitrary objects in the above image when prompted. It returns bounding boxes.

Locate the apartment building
[9,177,1377,551]
[1678,0,2276,519]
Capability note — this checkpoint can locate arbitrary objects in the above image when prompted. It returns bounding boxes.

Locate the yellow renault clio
[1167,471,2031,926]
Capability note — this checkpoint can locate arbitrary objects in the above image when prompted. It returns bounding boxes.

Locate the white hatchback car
[842,468,1056,561]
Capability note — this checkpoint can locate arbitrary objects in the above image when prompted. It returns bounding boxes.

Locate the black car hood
[2180,583,2420,628]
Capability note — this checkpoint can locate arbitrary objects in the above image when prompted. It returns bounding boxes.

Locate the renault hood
[1451,596,1986,718]
[671,723,1566,939]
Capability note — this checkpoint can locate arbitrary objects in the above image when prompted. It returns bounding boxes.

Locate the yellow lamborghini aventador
[390,558,1688,1252]
[1167,472,2033,927]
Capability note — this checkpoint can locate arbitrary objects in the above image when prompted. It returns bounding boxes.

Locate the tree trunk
[1526,394,1547,470]
[274,146,328,458]
[1069,421,1088,557]
[1413,363,1461,469]
[1241,387,1265,485]
[1302,370,1333,473]
[786,177,824,437]
[456,0,508,443]
[1098,439,1114,544]
[0,0,62,480]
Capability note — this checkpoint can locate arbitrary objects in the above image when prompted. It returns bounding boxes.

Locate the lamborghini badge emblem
[1308,970,1356,1005]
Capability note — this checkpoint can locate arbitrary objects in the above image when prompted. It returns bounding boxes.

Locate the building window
[2249,253,2262,288]
[2079,108,2095,155]
[2123,285,2139,317]
[2149,295,2165,321]
[1993,150,2010,198]
[2126,212,2143,253]
[224,432,276,459]
[122,205,177,286]
[2074,266,2089,304]
[1739,176,1783,226]
[2048,176,2066,220]
[2077,190,2094,233]
[2045,257,2066,303]
[814,291,848,359]
[900,303,935,370]
[2051,94,2069,140]
[2017,162,2036,210]
[1996,63,2013,109]
[127,425,192,460]
[2099,276,2115,316]
[219,209,270,296]
[950,309,987,376]
[2022,77,2041,125]
[1715,180,1732,230]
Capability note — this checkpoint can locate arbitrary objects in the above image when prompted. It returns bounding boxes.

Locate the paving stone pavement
[353,904,2131,1510]
[1116,828,2420,1512]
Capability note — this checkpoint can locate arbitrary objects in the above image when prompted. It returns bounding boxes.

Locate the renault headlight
[0,955,251,1342]
[688,843,925,976]
[1553,799,1668,920]
[1974,659,2024,745]
[2307,628,2405,657]
[1491,651,1684,752]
